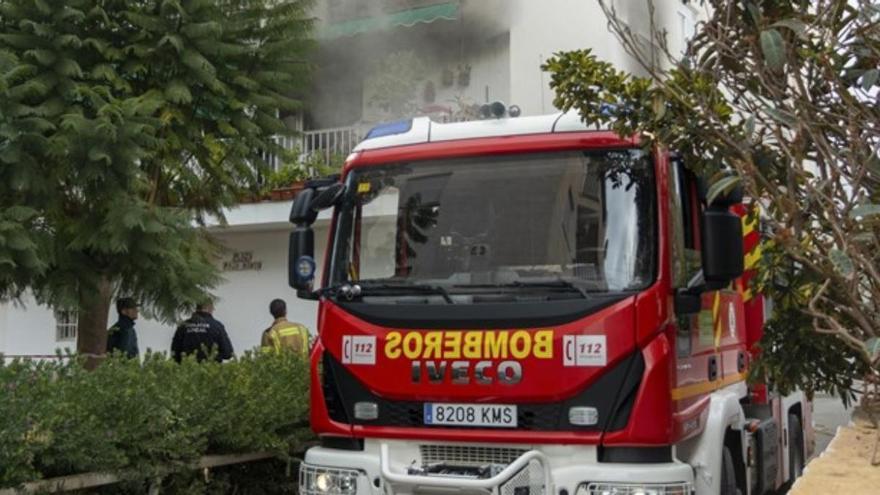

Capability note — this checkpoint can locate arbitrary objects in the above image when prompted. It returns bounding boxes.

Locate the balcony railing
[303,125,362,166]
[266,125,362,171]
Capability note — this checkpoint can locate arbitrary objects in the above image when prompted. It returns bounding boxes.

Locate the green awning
[318,2,459,40]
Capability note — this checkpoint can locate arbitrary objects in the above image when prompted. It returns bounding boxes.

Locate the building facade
[0,0,701,360]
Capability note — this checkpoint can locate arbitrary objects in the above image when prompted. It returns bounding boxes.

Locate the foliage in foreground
[0,0,314,355]
[0,350,311,490]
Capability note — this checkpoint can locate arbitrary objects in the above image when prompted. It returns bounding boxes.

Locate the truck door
[669,160,715,413]
[669,160,747,420]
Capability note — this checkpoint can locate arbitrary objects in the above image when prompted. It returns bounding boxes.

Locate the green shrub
[0,350,311,489]
[261,148,347,194]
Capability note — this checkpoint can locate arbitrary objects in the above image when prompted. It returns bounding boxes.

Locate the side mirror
[289,228,318,299]
[287,180,344,300]
[290,188,317,225]
[701,208,744,287]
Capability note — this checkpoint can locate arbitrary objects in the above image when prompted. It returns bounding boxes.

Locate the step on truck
[287,111,812,495]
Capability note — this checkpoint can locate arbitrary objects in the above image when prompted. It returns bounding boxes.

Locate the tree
[0,0,314,358]
[543,0,879,403]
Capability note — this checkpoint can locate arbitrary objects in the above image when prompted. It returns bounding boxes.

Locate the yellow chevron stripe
[713,292,722,349]
[671,372,748,401]
[741,213,757,237]
[744,245,762,270]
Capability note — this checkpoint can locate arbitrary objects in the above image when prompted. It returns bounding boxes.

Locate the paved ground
[811,393,854,455]
[790,409,878,495]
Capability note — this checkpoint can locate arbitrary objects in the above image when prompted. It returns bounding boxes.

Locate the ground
[787,393,879,494]
[812,392,854,454]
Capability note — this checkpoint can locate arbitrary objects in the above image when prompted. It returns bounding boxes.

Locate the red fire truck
[287,111,812,495]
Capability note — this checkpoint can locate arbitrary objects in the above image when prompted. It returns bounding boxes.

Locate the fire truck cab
[288,112,811,495]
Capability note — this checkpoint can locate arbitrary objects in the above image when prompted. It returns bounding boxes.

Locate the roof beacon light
[490,100,506,118]
[479,101,510,119]
[364,119,413,139]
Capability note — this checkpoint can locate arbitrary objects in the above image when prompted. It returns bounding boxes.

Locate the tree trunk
[76,275,113,369]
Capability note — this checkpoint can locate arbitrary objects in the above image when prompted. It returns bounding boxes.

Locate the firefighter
[171,301,234,363]
[261,299,310,356]
[106,297,140,358]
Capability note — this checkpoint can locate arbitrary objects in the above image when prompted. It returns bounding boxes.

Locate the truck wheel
[720,446,740,495]
[789,414,805,481]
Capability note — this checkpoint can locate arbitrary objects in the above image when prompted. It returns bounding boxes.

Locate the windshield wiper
[456,280,592,299]
[331,281,454,304]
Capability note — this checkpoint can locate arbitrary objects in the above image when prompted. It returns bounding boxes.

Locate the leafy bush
[0,350,311,490]
[261,149,346,194]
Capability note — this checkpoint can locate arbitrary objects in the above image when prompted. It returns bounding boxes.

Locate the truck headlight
[576,482,693,495]
[300,464,359,495]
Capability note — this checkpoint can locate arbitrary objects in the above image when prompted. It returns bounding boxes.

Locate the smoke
[306,0,511,131]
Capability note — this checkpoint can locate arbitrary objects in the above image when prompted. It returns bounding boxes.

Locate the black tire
[721,446,739,495]
[789,414,805,482]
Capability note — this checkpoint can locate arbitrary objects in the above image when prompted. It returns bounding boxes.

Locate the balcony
[265,125,362,172]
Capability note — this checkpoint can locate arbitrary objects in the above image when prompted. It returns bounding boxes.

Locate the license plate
[424,403,517,428]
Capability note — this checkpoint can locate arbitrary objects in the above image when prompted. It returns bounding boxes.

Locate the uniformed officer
[171,301,234,363]
[107,297,139,358]
[261,299,310,356]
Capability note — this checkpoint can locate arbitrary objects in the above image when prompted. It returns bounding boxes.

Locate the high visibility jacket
[261,318,310,356]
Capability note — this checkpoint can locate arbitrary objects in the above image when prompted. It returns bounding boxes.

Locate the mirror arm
[684,269,706,295]
[297,289,319,301]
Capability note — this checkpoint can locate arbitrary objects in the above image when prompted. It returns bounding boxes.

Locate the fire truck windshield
[327,149,655,300]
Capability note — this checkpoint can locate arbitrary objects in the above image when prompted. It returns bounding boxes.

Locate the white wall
[507,0,686,117]
[0,221,330,360]
[135,226,330,356]
[0,293,75,358]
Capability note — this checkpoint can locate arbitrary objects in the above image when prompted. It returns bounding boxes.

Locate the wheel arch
[781,390,807,480]
[675,385,747,495]
[724,426,747,494]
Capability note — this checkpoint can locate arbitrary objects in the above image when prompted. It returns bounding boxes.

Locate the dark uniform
[171,311,234,362]
[107,314,139,358]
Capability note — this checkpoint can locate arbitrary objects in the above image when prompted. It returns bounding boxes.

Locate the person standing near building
[106,297,140,358]
[261,299,310,357]
[171,301,234,363]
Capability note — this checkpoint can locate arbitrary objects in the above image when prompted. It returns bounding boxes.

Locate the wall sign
[223,251,262,271]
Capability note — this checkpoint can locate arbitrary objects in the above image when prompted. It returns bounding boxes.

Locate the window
[331,150,657,296]
[55,309,78,342]
[669,159,702,289]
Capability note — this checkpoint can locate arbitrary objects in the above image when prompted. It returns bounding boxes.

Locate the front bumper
[300,439,694,495]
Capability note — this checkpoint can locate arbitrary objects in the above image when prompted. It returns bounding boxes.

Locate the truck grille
[420,445,528,466]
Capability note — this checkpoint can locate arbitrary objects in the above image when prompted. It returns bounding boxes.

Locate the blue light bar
[364,119,413,139]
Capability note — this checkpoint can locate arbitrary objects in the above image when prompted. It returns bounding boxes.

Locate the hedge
[0,350,312,491]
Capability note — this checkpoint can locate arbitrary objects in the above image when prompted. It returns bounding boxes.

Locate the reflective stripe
[265,322,309,355]
[277,327,303,337]
[712,292,722,349]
